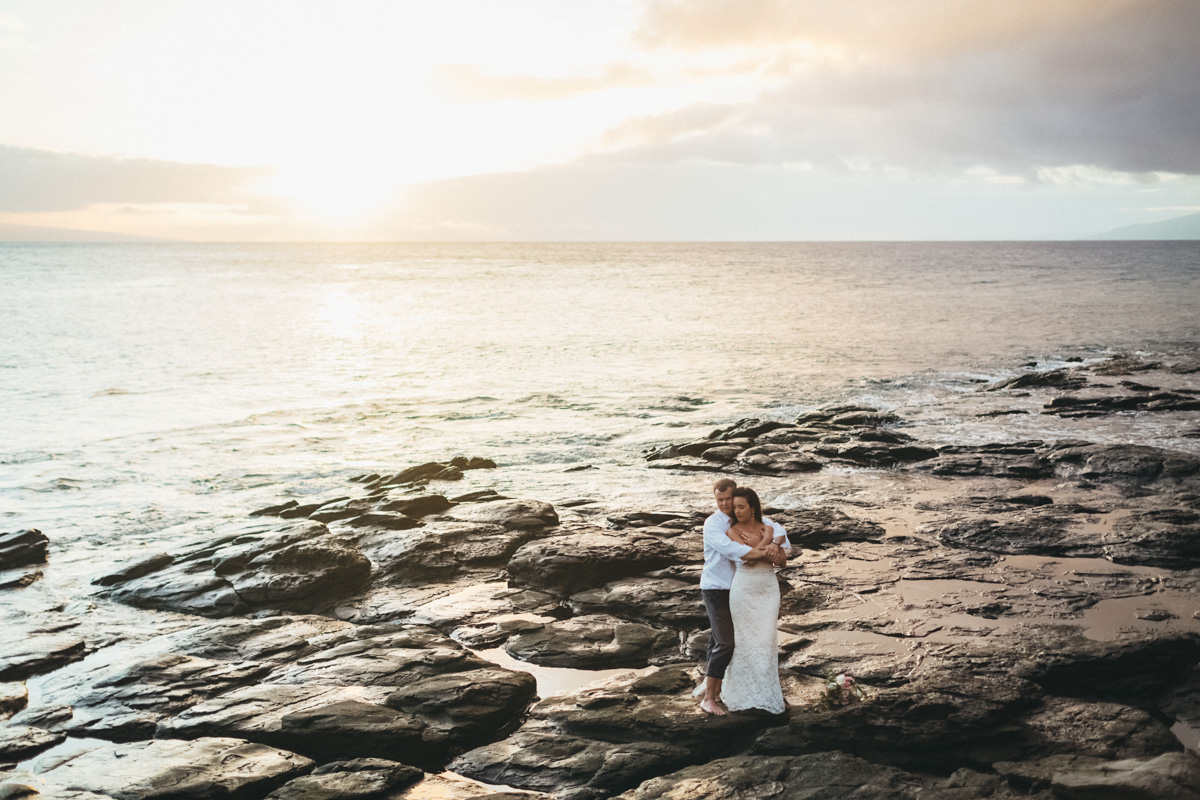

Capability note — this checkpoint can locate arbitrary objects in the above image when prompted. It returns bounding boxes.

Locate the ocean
[2,240,1199,595]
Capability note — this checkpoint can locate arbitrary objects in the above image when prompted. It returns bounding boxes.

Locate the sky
[1,0,1198,241]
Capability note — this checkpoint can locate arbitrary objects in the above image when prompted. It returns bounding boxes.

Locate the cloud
[0,145,274,212]
[373,158,1200,241]
[612,0,1200,178]
[635,0,1132,56]
[436,62,654,101]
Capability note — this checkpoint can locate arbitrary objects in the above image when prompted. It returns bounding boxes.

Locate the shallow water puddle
[471,645,652,697]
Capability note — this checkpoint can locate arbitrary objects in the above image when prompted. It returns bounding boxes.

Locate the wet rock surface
[504,614,679,668]
[0,530,49,592]
[615,750,1052,800]
[0,615,88,681]
[995,751,1200,799]
[0,725,65,767]
[0,529,48,569]
[1,737,313,799]
[450,667,785,800]
[507,528,693,594]
[264,758,422,800]
[4,358,1199,799]
[18,616,537,771]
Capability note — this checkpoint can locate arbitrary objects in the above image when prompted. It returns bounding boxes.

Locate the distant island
[1087,210,1200,240]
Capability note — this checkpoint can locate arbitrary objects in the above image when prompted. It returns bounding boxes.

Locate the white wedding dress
[720,560,785,714]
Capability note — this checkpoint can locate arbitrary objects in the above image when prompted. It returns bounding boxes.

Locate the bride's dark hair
[731,487,763,522]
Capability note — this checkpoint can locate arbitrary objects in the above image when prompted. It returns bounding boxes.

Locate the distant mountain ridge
[0,222,167,242]
[1087,210,1200,240]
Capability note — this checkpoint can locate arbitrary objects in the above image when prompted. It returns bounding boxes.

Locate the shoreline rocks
[2,356,1197,799]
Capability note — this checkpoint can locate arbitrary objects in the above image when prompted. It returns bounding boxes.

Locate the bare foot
[699,698,728,716]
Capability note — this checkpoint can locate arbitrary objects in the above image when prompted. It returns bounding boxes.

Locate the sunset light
[3,3,1199,795]
[1,0,1198,240]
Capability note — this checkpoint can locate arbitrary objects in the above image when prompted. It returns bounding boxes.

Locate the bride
[720,487,786,714]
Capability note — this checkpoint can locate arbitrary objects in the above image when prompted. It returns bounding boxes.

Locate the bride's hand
[742,546,769,562]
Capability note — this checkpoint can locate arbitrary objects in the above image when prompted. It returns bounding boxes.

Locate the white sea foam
[0,241,1197,595]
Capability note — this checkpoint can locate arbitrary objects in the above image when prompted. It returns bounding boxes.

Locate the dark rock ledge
[0,529,49,590]
[10,616,536,771]
[4,364,1200,800]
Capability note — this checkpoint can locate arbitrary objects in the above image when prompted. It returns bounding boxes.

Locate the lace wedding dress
[720,561,785,714]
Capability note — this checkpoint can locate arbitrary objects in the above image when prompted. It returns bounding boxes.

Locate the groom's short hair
[713,478,737,493]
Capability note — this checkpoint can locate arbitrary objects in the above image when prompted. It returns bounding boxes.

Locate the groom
[699,478,790,715]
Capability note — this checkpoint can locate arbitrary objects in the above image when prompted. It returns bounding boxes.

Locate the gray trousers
[702,589,735,679]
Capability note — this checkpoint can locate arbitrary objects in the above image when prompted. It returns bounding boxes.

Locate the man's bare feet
[699,697,728,716]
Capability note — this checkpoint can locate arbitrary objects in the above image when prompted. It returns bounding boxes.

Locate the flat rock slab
[615,751,1001,800]
[1050,752,1200,800]
[1013,697,1181,761]
[568,577,708,628]
[0,566,43,590]
[97,519,372,617]
[1106,507,1200,569]
[442,499,559,530]
[331,581,559,632]
[19,618,536,771]
[0,680,28,717]
[1008,628,1200,706]
[772,507,886,547]
[451,668,787,798]
[264,758,423,800]
[753,673,1043,770]
[507,529,688,595]
[451,723,693,800]
[6,737,313,800]
[41,651,274,740]
[262,626,493,686]
[0,632,87,681]
[157,683,428,763]
[928,502,1200,569]
[357,522,551,581]
[504,614,679,668]
[0,529,48,568]
[996,752,1200,800]
[159,672,531,768]
[0,725,65,766]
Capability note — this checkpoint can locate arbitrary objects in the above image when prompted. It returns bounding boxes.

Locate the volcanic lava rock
[984,368,1090,392]
[568,577,708,628]
[0,619,87,682]
[504,614,678,668]
[97,519,372,617]
[754,673,1042,770]
[995,752,1200,799]
[451,668,784,799]
[154,625,536,768]
[264,758,423,800]
[1104,507,1200,569]
[0,529,48,569]
[1011,697,1182,761]
[771,507,886,547]
[0,737,313,800]
[0,725,65,767]
[616,751,1002,800]
[507,528,688,595]
[443,499,559,530]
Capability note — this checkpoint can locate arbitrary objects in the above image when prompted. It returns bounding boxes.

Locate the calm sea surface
[2,241,1199,588]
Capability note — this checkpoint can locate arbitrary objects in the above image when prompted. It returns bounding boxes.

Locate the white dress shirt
[700,511,790,590]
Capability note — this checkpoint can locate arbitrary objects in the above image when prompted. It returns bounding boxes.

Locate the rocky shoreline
[2,353,1199,799]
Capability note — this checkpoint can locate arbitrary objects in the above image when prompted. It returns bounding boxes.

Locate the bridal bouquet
[817,670,867,709]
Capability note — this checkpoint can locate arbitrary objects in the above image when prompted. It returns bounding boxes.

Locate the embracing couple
[698,477,789,716]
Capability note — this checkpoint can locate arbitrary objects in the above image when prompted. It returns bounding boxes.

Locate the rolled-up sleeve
[703,516,753,561]
[764,516,791,550]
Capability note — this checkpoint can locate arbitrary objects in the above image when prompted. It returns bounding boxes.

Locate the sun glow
[266,165,402,227]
